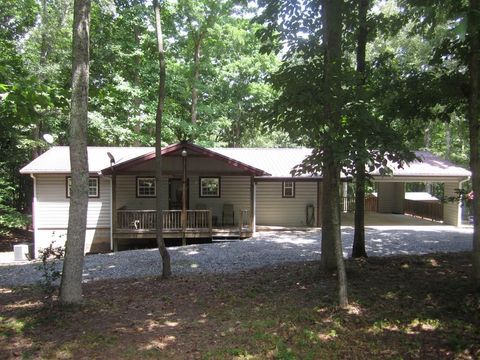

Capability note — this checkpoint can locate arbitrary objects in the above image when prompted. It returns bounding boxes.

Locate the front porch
[105,142,264,251]
[113,208,253,250]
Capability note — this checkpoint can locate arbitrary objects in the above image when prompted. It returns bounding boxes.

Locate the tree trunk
[352,0,369,259]
[191,37,202,125]
[132,27,143,146]
[321,154,339,271]
[468,0,480,287]
[153,0,171,278]
[31,0,49,159]
[321,0,348,307]
[352,162,367,258]
[445,122,451,160]
[60,0,90,305]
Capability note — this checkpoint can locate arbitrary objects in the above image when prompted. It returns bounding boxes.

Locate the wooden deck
[113,209,252,248]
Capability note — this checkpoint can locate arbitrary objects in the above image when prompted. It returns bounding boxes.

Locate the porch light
[181,148,187,157]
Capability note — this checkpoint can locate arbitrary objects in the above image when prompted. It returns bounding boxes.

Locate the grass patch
[0,252,479,359]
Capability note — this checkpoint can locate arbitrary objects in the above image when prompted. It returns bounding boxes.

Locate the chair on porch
[222,204,234,226]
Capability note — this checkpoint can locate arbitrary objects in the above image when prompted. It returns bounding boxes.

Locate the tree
[351,0,370,259]
[467,0,480,285]
[256,0,349,307]
[348,0,416,258]
[153,0,171,278]
[394,0,479,285]
[321,0,348,307]
[176,0,234,126]
[59,0,90,304]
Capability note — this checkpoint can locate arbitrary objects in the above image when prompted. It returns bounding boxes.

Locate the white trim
[136,177,156,197]
[109,176,113,251]
[199,177,221,197]
[252,181,256,233]
[282,181,295,198]
[66,176,99,198]
[372,176,470,183]
[458,178,470,227]
[30,174,38,259]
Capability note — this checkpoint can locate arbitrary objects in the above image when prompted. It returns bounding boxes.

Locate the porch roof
[100,142,270,176]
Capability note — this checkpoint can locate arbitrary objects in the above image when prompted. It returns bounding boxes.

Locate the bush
[0,176,30,235]
[0,204,30,235]
[36,242,65,303]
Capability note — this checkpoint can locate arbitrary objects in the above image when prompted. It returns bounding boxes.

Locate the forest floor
[1,252,479,359]
[0,230,32,252]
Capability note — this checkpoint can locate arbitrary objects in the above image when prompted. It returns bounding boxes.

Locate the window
[282,181,295,198]
[137,177,156,197]
[66,177,99,198]
[199,177,220,198]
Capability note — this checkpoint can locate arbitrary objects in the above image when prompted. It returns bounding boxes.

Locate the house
[20,141,471,256]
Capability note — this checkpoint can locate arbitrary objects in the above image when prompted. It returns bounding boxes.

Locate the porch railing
[117,210,156,230]
[340,196,378,212]
[186,210,211,230]
[340,197,356,212]
[116,209,212,232]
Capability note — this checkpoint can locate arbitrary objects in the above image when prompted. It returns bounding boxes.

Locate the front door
[169,178,189,210]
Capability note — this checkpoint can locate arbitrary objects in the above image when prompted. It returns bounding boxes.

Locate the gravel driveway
[0,226,473,286]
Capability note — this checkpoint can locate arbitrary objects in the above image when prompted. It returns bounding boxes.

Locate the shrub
[36,241,65,303]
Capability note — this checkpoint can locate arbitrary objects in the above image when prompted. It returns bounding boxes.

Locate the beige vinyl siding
[128,156,249,175]
[443,182,460,226]
[115,175,251,225]
[190,176,251,225]
[115,175,168,210]
[36,174,110,228]
[34,174,111,255]
[377,182,405,214]
[256,182,318,227]
[35,229,110,256]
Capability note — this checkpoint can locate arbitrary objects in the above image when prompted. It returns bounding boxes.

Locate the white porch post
[181,148,187,245]
[342,181,348,213]
[251,177,256,233]
[111,173,117,251]
[443,182,461,226]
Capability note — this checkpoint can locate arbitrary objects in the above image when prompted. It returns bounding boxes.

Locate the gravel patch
[0,226,473,287]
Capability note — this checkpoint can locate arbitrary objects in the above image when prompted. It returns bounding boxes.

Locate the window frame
[66,176,100,198]
[199,177,221,198]
[136,176,156,198]
[282,181,295,198]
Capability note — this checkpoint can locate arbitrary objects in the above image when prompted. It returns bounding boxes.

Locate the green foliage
[256,0,416,177]
[0,0,284,227]
[1,0,473,231]
[36,241,65,303]
[0,178,29,235]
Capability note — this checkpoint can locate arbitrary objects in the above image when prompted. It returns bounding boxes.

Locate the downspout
[30,174,37,259]
[459,177,470,227]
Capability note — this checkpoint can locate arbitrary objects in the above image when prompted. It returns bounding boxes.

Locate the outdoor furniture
[222,203,234,226]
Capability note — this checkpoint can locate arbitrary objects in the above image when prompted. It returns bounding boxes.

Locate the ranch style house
[20,141,471,256]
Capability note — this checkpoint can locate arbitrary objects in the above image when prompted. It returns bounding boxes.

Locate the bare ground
[1,252,479,359]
